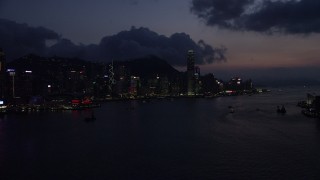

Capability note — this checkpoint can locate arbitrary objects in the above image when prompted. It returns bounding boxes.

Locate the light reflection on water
[1,86,320,179]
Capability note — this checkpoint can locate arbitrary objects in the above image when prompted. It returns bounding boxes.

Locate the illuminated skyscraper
[0,48,6,99]
[108,61,116,93]
[115,65,129,97]
[187,50,195,96]
[129,76,140,96]
[194,66,201,95]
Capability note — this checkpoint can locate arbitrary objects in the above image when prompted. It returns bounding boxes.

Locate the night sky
[1,0,320,81]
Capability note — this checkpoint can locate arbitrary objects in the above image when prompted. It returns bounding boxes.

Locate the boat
[302,108,319,118]
[228,106,235,113]
[277,105,286,114]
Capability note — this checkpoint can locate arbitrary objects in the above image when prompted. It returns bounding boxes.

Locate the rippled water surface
[1,87,320,179]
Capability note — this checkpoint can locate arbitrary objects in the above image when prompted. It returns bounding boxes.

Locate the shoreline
[0,90,270,115]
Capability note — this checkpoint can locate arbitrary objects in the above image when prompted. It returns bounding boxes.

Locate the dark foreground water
[1,87,320,179]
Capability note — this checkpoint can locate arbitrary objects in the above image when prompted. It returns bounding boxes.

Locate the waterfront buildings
[114,65,129,97]
[194,66,201,95]
[1,53,255,104]
[129,76,140,97]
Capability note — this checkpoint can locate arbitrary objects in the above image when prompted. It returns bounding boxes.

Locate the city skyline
[1,0,320,80]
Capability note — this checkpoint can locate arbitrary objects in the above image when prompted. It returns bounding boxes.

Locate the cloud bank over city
[1,0,320,79]
[0,19,60,60]
[97,27,226,65]
[0,18,226,66]
[191,0,320,34]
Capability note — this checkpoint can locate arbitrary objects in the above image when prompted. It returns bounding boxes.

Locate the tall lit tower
[108,60,116,94]
[187,50,195,96]
[0,48,6,99]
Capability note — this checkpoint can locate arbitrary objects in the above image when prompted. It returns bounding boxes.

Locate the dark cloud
[49,27,226,65]
[191,0,320,34]
[98,27,226,65]
[1,19,226,65]
[191,0,253,28]
[0,18,60,60]
[48,39,90,59]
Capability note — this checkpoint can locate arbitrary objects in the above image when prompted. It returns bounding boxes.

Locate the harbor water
[1,87,320,179]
